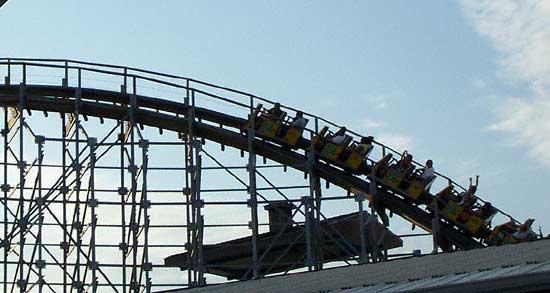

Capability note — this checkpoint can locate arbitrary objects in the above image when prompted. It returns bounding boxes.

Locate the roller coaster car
[342,141,374,171]
[312,127,369,173]
[374,154,393,177]
[311,126,329,148]
[431,186,463,222]
[458,212,485,236]
[486,228,518,245]
[430,187,494,237]
[486,223,524,245]
[373,155,434,203]
[400,175,437,203]
[375,155,406,189]
[243,104,307,147]
[280,118,309,146]
[243,104,265,131]
[457,204,498,237]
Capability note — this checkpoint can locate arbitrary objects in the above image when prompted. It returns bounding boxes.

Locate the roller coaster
[0,58,539,292]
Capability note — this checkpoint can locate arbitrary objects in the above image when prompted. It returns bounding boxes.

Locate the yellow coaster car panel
[345,151,364,171]
[283,127,303,145]
[441,201,463,222]
[321,142,344,161]
[406,180,425,200]
[374,154,392,173]
[383,170,404,189]
[257,119,280,138]
[465,214,483,235]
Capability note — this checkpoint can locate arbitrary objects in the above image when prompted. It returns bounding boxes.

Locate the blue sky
[1,0,549,284]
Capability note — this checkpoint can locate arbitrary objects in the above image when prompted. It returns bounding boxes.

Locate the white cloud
[362,93,393,110]
[374,100,388,110]
[376,133,415,152]
[453,158,481,183]
[461,0,550,165]
[357,118,386,131]
[471,77,487,89]
[487,97,550,159]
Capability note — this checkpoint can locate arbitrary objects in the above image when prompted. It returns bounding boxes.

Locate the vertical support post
[308,117,323,270]
[189,90,197,286]
[73,69,82,292]
[432,205,440,254]
[312,117,321,219]
[2,101,9,293]
[22,64,26,85]
[247,96,259,279]
[139,139,151,293]
[63,61,68,87]
[194,149,204,286]
[305,134,317,271]
[357,194,367,264]
[185,88,205,286]
[35,135,45,293]
[303,196,313,271]
[61,102,68,293]
[190,91,205,286]
[123,68,128,94]
[183,82,193,287]
[368,169,379,262]
[5,58,11,85]
[119,84,128,293]
[129,77,139,293]
[88,137,98,293]
[17,82,26,293]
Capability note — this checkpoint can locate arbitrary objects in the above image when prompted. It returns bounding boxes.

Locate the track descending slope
[0,84,483,250]
[0,59,523,256]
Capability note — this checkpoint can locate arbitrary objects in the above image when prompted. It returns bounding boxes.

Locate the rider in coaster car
[327,127,347,145]
[472,202,494,220]
[458,185,477,209]
[291,111,307,129]
[354,136,374,155]
[512,218,537,240]
[493,218,538,242]
[264,102,284,121]
[416,159,435,184]
[393,151,414,175]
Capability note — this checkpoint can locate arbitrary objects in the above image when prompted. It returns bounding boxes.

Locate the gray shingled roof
[161,239,550,293]
[336,261,550,292]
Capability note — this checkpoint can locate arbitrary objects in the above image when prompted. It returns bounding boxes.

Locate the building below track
[159,239,550,293]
